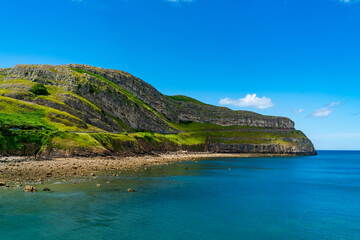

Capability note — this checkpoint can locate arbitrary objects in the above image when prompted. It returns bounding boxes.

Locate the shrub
[89,84,99,94]
[30,83,50,96]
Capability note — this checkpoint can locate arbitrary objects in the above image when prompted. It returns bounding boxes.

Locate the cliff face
[209,138,316,155]
[0,64,316,156]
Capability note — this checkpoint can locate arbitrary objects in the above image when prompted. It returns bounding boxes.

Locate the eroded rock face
[0,64,316,155]
[209,142,316,155]
[66,64,295,129]
[2,64,295,132]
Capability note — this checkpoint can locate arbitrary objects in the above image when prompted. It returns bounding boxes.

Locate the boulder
[24,185,37,192]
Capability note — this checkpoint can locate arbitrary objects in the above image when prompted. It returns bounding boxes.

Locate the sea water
[0,151,360,240]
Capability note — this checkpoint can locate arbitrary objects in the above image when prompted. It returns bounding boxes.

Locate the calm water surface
[1,151,360,239]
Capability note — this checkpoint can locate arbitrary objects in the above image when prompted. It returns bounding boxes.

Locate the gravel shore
[0,152,294,185]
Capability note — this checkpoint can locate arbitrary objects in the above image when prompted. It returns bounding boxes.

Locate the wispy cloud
[311,101,341,118]
[338,0,360,3]
[311,107,333,117]
[329,101,341,107]
[219,94,274,109]
[164,0,195,6]
[294,109,303,114]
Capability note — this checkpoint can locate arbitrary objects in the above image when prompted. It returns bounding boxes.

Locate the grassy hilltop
[0,64,316,157]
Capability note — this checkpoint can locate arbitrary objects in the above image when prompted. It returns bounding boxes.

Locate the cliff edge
[0,64,316,157]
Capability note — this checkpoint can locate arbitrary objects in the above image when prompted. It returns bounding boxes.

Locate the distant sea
[1,151,360,240]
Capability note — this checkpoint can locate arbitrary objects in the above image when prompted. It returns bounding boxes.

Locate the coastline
[0,152,298,186]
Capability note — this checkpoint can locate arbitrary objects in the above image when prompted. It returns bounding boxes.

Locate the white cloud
[219,94,274,109]
[164,0,195,7]
[310,101,341,117]
[311,107,333,117]
[329,101,340,107]
[294,109,303,114]
[339,0,358,3]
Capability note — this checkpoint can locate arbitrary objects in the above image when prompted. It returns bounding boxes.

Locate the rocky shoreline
[0,152,299,187]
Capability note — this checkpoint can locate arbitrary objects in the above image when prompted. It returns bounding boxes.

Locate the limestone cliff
[0,64,316,156]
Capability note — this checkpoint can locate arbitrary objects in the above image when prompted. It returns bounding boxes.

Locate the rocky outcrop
[2,64,294,132]
[67,64,295,129]
[24,185,37,192]
[0,64,316,155]
[209,141,315,155]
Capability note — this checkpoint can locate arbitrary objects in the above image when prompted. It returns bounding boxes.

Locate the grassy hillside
[0,64,316,156]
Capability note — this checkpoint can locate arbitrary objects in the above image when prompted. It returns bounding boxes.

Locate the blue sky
[1,0,359,150]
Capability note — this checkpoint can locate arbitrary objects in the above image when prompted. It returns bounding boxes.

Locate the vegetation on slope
[49,132,107,151]
[167,95,208,105]
[0,96,96,132]
[0,130,51,155]
[0,110,55,130]
[30,83,50,96]
[0,64,315,156]
[71,68,180,132]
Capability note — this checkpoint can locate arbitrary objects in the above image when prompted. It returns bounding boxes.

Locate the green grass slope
[0,64,316,156]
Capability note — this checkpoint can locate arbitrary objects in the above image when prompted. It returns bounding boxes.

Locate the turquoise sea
[1,151,360,240]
